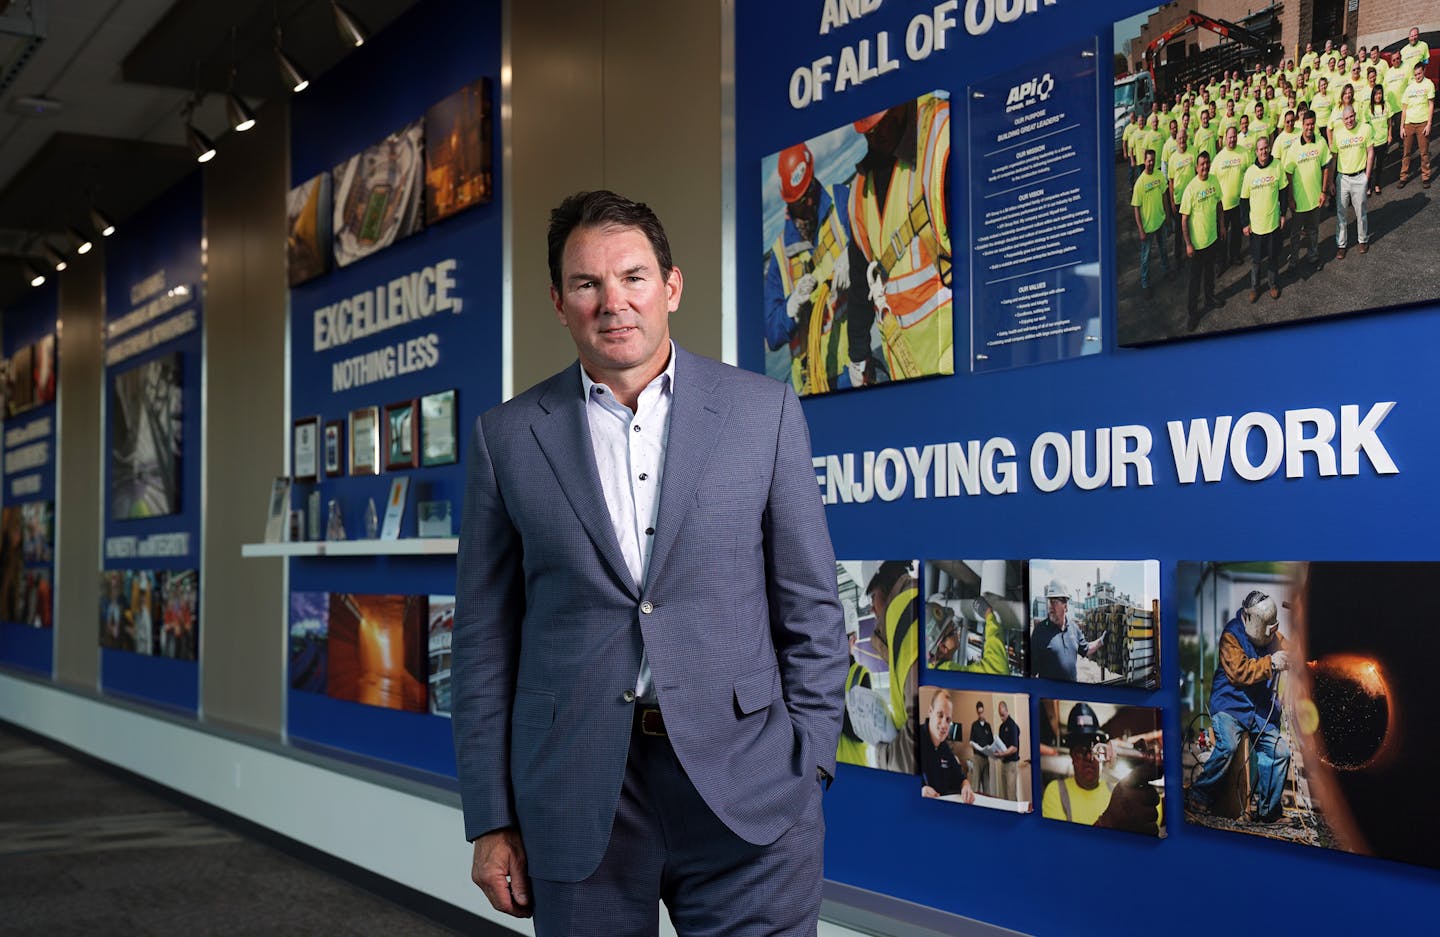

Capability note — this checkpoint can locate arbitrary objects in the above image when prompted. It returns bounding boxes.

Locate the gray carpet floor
[0,724,469,936]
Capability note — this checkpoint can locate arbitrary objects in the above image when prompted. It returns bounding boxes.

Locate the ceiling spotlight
[90,207,116,237]
[42,243,67,272]
[68,226,93,254]
[187,122,217,163]
[26,262,45,287]
[226,92,257,132]
[275,44,310,93]
[332,1,369,47]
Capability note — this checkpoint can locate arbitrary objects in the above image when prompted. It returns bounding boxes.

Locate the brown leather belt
[635,705,666,737]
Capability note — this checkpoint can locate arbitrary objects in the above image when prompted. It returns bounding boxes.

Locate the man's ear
[551,285,567,326]
[665,266,684,313]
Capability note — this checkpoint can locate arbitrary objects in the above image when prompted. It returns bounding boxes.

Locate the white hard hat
[1043,579,1070,600]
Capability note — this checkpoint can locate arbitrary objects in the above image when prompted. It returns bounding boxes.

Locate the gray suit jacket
[451,345,847,883]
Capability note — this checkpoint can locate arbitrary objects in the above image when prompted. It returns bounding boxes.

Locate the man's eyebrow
[566,263,652,285]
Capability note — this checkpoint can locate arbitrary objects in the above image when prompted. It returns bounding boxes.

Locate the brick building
[1122,1,1437,74]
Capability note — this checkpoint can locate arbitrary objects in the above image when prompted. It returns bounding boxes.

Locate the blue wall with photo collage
[736,0,1440,934]
[285,0,501,778]
[0,282,59,675]
[101,171,205,713]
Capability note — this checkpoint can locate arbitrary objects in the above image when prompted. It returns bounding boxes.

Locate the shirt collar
[580,340,676,401]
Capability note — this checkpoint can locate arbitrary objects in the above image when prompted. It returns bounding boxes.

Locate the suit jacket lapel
[647,350,729,589]
[532,367,640,598]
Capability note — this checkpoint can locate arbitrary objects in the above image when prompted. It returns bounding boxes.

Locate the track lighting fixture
[68,226,93,254]
[332,1,369,47]
[187,121,217,163]
[274,25,310,93]
[42,243,67,272]
[26,262,45,287]
[226,92,257,132]
[224,29,257,133]
[90,207,116,237]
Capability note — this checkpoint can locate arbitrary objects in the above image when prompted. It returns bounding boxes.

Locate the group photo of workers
[1177,561,1440,869]
[1028,559,1161,688]
[760,92,953,396]
[923,559,1028,676]
[837,559,921,776]
[918,687,1031,813]
[1114,7,1437,345]
[1038,699,1166,838]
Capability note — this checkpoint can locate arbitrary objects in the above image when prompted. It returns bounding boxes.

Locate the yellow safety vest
[771,197,850,395]
[836,660,871,765]
[882,582,919,729]
[849,93,953,381]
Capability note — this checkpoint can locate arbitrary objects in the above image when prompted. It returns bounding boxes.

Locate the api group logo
[1005,72,1055,112]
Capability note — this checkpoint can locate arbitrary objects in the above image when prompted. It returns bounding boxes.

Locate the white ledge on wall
[239,538,459,558]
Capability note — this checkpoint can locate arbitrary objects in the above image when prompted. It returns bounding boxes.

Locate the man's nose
[600,280,626,314]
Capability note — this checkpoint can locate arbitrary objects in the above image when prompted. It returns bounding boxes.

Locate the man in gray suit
[452,190,848,936]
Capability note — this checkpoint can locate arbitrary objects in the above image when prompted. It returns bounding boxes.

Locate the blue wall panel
[285,0,502,773]
[736,1,1439,934]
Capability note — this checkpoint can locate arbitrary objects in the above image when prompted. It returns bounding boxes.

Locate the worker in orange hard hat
[764,141,857,394]
[844,93,953,387]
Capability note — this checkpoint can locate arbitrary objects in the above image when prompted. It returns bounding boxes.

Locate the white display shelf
[240,537,458,558]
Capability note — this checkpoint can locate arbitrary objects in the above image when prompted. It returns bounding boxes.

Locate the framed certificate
[420,389,458,467]
[324,419,345,477]
[349,406,380,476]
[385,399,419,470]
[292,416,321,482]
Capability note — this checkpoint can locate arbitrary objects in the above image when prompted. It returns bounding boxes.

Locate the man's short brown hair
[547,190,674,289]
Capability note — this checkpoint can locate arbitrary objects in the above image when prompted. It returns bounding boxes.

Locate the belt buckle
[639,706,666,737]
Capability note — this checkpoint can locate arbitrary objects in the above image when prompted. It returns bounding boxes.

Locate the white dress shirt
[581,342,675,702]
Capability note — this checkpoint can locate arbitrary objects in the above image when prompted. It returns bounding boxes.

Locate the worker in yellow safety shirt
[864,561,919,774]
[763,142,855,395]
[845,93,952,386]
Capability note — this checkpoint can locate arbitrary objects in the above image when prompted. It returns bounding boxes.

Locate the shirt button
[640,601,654,614]
[638,472,648,481]
[645,527,654,536]
[622,690,636,703]
[633,425,641,432]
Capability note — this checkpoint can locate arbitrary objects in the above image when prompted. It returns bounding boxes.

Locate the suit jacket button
[622,690,637,703]
[640,600,654,614]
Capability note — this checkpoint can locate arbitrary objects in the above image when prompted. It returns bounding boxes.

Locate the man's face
[1256,136,1270,164]
[868,588,888,629]
[1284,112,1295,130]
[787,182,821,236]
[1410,28,1419,46]
[1417,64,1427,84]
[1303,114,1316,138]
[998,701,1009,720]
[1196,153,1210,179]
[1071,737,1102,789]
[1047,596,1068,626]
[1243,605,1281,647]
[1344,111,1357,133]
[552,224,681,383]
[928,694,952,742]
[975,703,986,723]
